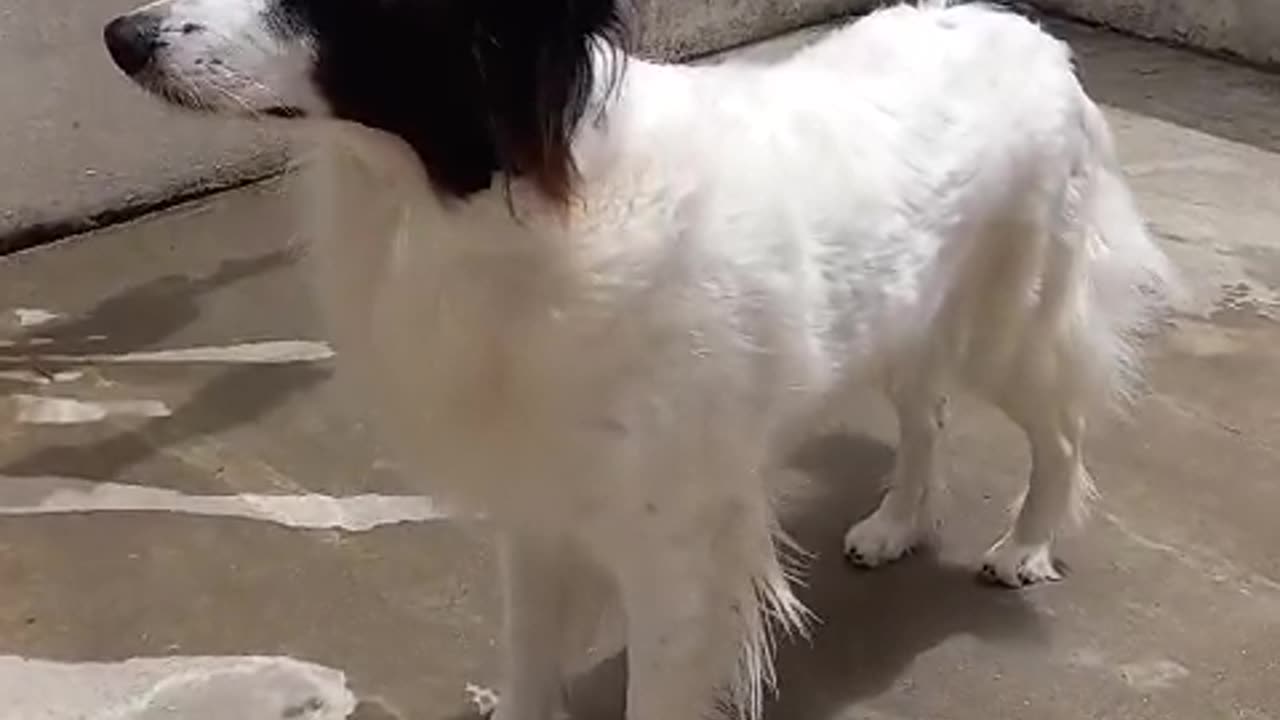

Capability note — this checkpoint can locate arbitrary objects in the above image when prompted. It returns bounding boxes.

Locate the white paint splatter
[1119,659,1191,691]
[0,370,43,384]
[0,476,453,532]
[13,395,171,424]
[0,370,83,385]
[9,341,332,365]
[465,683,500,716]
[0,655,356,720]
[830,709,914,720]
[14,308,60,328]
[54,341,336,365]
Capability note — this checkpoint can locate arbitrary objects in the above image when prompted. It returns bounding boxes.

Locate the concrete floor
[1,18,1278,720]
[0,0,288,250]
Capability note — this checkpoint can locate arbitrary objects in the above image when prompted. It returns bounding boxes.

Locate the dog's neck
[307,121,574,257]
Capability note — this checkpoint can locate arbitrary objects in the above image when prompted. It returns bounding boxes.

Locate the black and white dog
[104,1,1175,717]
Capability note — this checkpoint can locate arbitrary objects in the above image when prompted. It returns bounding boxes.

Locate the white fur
[133,0,326,114]
[132,2,1178,718]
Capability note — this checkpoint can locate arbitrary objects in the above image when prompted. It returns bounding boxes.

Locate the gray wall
[636,0,874,58]
[0,0,875,252]
[645,0,1280,66]
[641,0,1280,67]
[1033,0,1279,66]
[5,0,1274,250]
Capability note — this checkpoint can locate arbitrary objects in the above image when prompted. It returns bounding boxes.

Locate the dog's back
[591,3,1174,418]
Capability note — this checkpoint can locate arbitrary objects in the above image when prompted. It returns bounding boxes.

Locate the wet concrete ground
[1,18,1278,720]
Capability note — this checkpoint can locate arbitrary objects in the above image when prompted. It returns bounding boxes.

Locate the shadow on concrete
[770,433,1049,720]
[0,246,296,358]
[0,246,329,486]
[0,364,329,483]
[1046,18,1280,155]
[352,698,408,720]
[443,433,1047,720]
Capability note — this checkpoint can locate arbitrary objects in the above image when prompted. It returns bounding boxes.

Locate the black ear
[473,0,627,202]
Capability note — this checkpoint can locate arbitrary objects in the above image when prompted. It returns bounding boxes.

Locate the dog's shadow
[442,433,1048,720]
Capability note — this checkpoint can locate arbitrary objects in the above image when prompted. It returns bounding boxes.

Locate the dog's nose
[104,14,162,76]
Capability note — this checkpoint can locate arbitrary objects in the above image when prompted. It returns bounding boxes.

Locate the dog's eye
[181,22,205,35]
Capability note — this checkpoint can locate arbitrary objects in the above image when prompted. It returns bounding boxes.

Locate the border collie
[104,1,1175,717]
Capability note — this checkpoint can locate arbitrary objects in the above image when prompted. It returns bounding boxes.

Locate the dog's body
[105,1,1175,718]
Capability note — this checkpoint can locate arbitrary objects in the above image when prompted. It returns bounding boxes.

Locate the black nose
[104,14,162,76]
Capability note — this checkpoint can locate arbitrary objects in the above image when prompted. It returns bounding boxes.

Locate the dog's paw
[843,510,922,569]
[465,684,501,718]
[979,537,1063,588]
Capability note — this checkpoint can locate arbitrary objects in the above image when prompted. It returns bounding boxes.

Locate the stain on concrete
[1118,658,1191,691]
[1165,317,1276,358]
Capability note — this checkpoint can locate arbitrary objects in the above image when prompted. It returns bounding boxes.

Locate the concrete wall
[643,0,1280,66]
[636,0,873,58]
[1031,0,1280,66]
[5,0,1273,251]
[0,0,872,252]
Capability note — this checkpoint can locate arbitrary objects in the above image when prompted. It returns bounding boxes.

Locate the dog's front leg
[616,526,765,720]
[492,533,572,720]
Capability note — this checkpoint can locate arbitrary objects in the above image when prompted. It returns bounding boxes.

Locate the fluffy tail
[1043,95,1180,412]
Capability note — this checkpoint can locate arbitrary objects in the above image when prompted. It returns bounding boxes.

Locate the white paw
[465,684,500,717]
[843,509,922,568]
[980,537,1063,587]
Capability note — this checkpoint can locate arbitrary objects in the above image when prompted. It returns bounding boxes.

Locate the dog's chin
[133,73,307,120]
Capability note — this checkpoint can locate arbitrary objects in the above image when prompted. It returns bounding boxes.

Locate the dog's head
[104,0,626,200]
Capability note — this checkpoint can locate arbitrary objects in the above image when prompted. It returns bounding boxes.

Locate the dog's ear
[472,0,627,203]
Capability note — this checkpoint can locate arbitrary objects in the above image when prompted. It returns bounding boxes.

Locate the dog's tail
[1038,94,1180,412]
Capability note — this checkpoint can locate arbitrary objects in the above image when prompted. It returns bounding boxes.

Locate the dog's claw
[845,549,873,569]
[842,511,923,570]
[845,541,918,570]
[979,561,1021,588]
[978,547,1065,588]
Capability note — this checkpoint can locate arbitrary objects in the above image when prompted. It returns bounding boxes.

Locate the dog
[104,1,1176,717]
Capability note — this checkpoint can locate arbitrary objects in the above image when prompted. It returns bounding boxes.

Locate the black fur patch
[273,0,627,201]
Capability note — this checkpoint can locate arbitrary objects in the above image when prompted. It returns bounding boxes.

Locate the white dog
[105,1,1175,717]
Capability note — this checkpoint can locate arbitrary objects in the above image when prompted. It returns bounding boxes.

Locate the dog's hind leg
[978,182,1110,587]
[980,358,1095,587]
[844,369,948,568]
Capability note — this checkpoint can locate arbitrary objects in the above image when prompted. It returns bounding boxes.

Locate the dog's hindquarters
[975,92,1175,584]
[846,84,1176,585]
